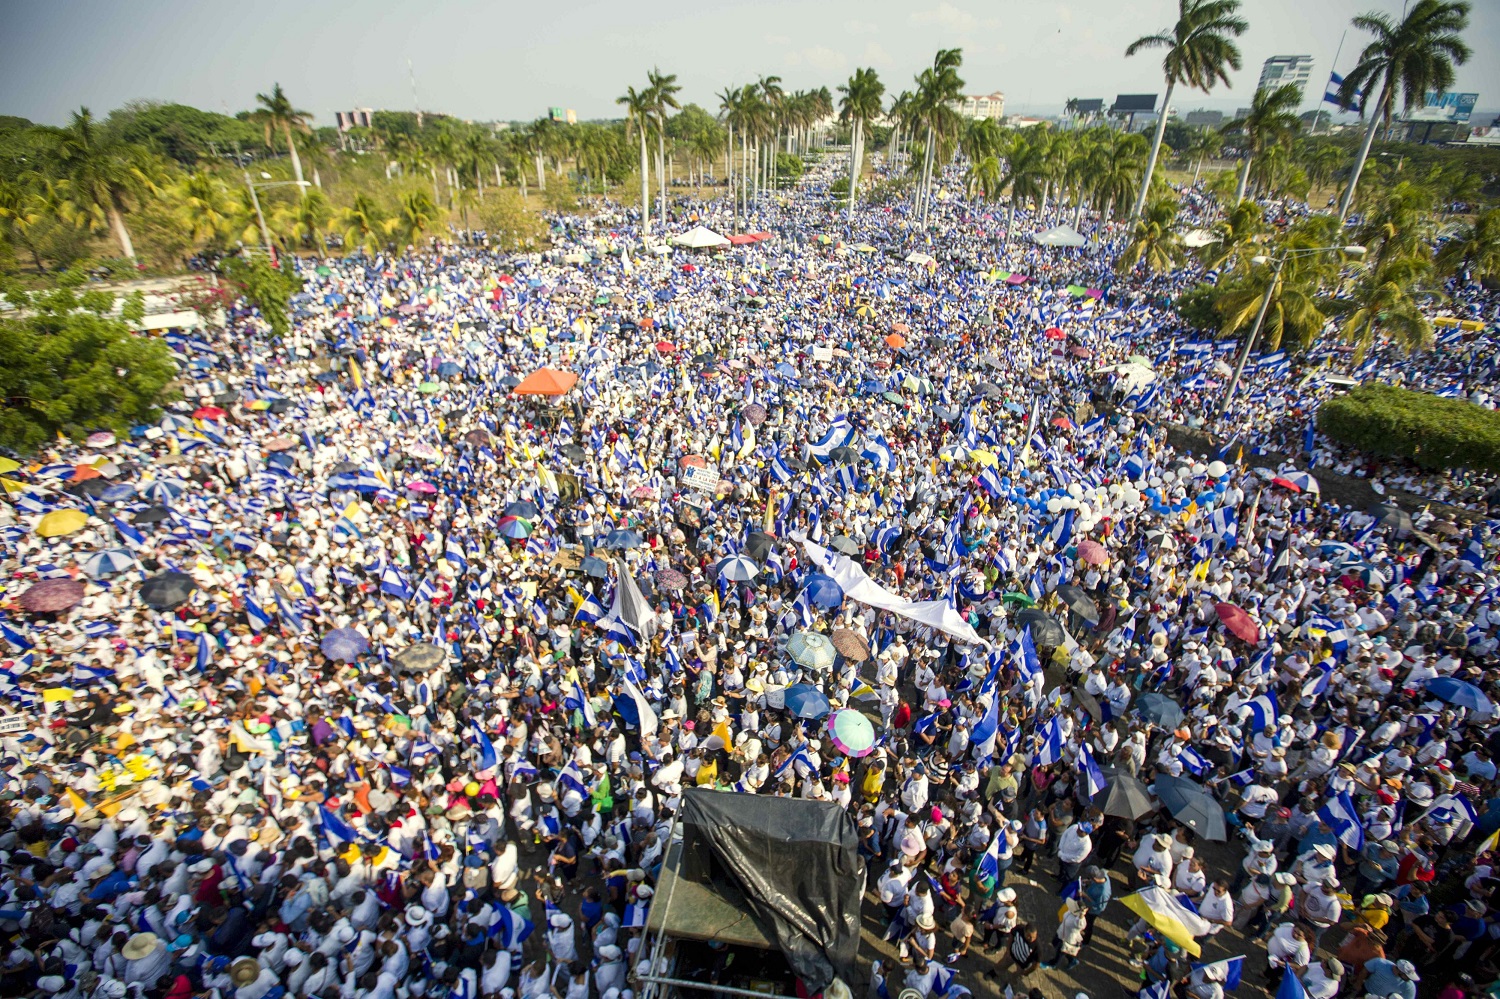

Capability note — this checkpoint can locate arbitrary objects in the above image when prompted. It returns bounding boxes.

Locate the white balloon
[1046,498,1063,513]
[1207,460,1228,478]
[1067,483,1084,498]
[1191,462,1207,477]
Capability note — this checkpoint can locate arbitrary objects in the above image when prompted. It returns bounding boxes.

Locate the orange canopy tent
[512,368,579,396]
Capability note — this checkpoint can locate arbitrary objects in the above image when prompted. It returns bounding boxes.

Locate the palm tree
[965,154,1003,203]
[392,190,438,247]
[617,86,655,234]
[1200,199,1266,272]
[254,83,313,194]
[999,133,1049,238]
[281,188,332,251]
[837,67,885,220]
[1297,142,1344,198]
[1213,250,1329,351]
[648,69,682,227]
[1341,257,1437,358]
[1124,0,1247,220]
[0,177,59,272]
[1223,84,1302,203]
[1185,127,1222,185]
[717,86,742,226]
[1117,197,1185,274]
[1335,0,1471,220]
[757,76,784,200]
[1436,208,1500,283]
[339,194,387,255]
[1084,129,1150,224]
[47,107,160,260]
[911,49,965,227]
[1355,180,1434,271]
[174,171,234,247]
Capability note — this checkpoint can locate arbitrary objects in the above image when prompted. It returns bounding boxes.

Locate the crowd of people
[0,150,1497,999]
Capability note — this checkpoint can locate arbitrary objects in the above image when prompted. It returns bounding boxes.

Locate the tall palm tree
[47,107,160,261]
[254,83,313,195]
[1335,0,1471,220]
[717,86,742,227]
[1212,249,1329,351]
[648,69,682,229]
[911,49,965,227]
[837,67,885,221]
[1084,129,1150,224]
[281,188,332,251]
[1223,84,1302,203]
[1185,127,1222,185]
[617,86,655,234]
[1297,141,1344,198]
[339,194,387,255]
[1124,0,1247,220]
[392,190,438,247]
[1436,208,1500,284]
[1200,199,1266,272]
[1117,197,1185,274]
[1341,257,1437,358]
[1355,180,1434,271]
[757,76,784,199]
[174,171,234,247]
[1000,133,1050,238]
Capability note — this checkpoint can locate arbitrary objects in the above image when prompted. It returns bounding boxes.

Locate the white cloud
[845,19,881,35]
[784,45,851,74]
[861,41,895,67]
[763,33,791,46]
[909,3,979,33]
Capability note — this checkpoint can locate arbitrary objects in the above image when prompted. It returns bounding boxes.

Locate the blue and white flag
[379,564,412,600]
[471,720,498,771]
[1318,790,1365,850]
[1033,715,1064,766]
[1243,691,1279,732]
[1079,742,1107,797]
[1178,745,1212,777]
[861,435,898,472]
[1192,956,1245,991]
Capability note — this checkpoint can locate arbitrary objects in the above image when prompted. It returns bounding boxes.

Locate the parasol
[827,709,876,757]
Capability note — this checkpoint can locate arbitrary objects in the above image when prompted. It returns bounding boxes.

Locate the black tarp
[677,788,864,992]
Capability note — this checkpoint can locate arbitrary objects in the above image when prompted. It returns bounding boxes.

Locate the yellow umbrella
[967,449,998,467]
[37,509,88,538]
[0,457,18,475]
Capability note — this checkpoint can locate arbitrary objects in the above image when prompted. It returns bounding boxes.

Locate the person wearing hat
[121,932,170,986]
[1357,957,1418,999]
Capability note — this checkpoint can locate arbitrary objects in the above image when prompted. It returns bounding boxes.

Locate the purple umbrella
[321,627,370,662]
[19,578,86,613]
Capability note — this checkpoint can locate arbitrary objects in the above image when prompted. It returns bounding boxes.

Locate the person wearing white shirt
[1198,880,1234,933]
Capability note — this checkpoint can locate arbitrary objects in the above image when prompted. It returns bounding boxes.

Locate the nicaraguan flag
[244,591,272,632]
[1243,690,1279,732]
[490,903,534,949]
[1318,790,1365,850]
[319,805,359,844]
[1079,742,1107,797]
[0,620,32,651]
[1033,715,1064,766]
[380,564,412,600]
[861,435,897,472]
[1178,745,1212,777]
[976,829,1003,884]
[565,682,598,726]
[471,720,499,770]
[1192,956,1244,991]
[112,516,147,550]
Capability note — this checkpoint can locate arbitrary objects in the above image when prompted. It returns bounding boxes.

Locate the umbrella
[83,549,136,578]
[742,403,768,425]
[560,444,588,463]
[827,709,876,757]
[1076,539,1109,566]
[67,477,112,499]
[140,479,188,503]
[829,535,861,556]
[1424,676,1492,711]
[133,505,173,525]
[884,333,907,349]
[1053,583,1099,625]
[973,381,1005,399]
[579,556,611,578]
[463,429,492,447]
[192,406,226,421]
[1153,775,1227,841]
[19,578,85,613]
[1015,608,1064,646]
[86,431,117,448]
[601,528,643,550]
[1001,592,1036,607]
[744,531,776,563]
[787,632,838,670]
[709,554,759,586]
[882,391,904,405]
[1372,503,1413,538]
[1269,476,1301,493]
[36,509,88,538]
[830,628,871,662]
[321,628,370,663]
[801,572,845,609]
[1093,768,1157,820]
[783,683,832,720]
[68,464,102,482]
[504,501,540,519]
[1214,602,1260,643]
[1135,692,1184,728]
[828,445,859,466]
[139,571,198,610]
[264,435,298,452]
[496,516,534,539]
[655,568,689,591]
[393,643,447,672]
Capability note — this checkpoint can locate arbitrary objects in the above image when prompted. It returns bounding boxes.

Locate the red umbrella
[1044,327,1066,340]
[679,454,707,468]
[655,340,676,353]
[1270,476,1301,493]
[1215,602,1260,643]
[19,578,85,613]
[264,436,298,452]
[1077,539,1109,565]
[1051,417,1075,430]
[193,406,226,421]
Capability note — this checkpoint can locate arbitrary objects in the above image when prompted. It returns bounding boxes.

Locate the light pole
[242,170,310,267]
[1217,244,1367,417]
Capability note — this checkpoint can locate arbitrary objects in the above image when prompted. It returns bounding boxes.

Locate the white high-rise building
[1257,55,1314,99]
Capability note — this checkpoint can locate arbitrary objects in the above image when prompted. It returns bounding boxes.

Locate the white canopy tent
[1031,225,1087,248]
[670,225,731,249]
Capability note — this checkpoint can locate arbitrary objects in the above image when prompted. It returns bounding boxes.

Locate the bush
[1317,383,1500,472]
[1175,284,1221,332]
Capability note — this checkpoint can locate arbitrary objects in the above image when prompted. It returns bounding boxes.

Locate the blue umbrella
[602,529,643,550]
[100,483,136,502]
[140,479,188,502]
[580,556,611,578]
[1153,774,1227,841]
[783,683,832,720]
[775,361,798,378]
[801,572,844,609]
[321,628,370,663]
[437,362,462,377]
[1425,676,1491,710]
[84,549,137,578]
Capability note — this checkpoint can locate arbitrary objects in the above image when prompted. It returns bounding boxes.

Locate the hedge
[1318,383,1500,473]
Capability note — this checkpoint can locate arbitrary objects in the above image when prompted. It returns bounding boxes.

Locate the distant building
[1257,55,1315,99]
[1184,110,1224,127]
[548,108,578,124]
[951,92,1006,120]
[334,109,373,132]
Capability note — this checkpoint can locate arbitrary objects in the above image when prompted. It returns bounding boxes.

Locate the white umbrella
[1031,225,1087,248]
[670,226,731,249]
[716,555,759,582]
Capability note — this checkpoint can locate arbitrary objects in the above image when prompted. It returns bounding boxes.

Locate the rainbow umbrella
[497,515,534,539]
[827,709,876,757]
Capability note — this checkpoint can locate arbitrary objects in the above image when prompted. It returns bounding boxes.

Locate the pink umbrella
[407,481,438,495]
[1215,602,1261,643]
[1077,539,1109,566]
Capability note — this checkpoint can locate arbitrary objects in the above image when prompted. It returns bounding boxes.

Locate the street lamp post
[241,170,310,267]
[1217,244,1367,418]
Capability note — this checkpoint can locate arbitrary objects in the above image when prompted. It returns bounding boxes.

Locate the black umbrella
[974,381,1005,399]
[133,505,173,525]
[1135,692,1185,728]
[330,461,361,474]
[393,643,447,672]
[1094,767,1158,820]
[1015,608,1065,647]
[67,478,112,498]
[139,571,198,609]
[560,443,588,463]
[1154,774,1228,841]
[504,501,540,519]
[744,531,776,563]
[1371,503,1413,538]
[1053,583,1099,625]
[500,375,521,389]
[783,456,808,472]
[828,445,859,466]
[829,535,861,556]
[268,399,294,414]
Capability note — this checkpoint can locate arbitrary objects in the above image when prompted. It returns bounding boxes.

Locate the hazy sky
[4,0,1497,125]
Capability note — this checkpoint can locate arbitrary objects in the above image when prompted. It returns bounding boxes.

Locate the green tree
[1185,127,1222,185]
[391,190,438,247]
[0,273,177,452]
[1125,0,1247,219]
[338,194,387,255]
[1223,84,1302,203]
[1436,207,1500,283]
[837,67,885,218]
[1117,196,1185,275]
[617,86,655,233]
[1211,250,1329,351]
[253,83,313,193]
[1334,0,1472,220]
[1340,256,1437,358]
[1200,198,1266,271]
[221,255,301,336]
[47,108,161,261]
[910,49,965,227]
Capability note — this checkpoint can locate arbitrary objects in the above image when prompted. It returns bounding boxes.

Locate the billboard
[1112,94,1158,113]
[1407,91,1479,123]
[549,107,566,122]
[1071,98,1104,115]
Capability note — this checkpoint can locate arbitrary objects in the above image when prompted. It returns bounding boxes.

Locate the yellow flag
[43,687,75,703]
[64,788,88,814]
[348,356,363,390]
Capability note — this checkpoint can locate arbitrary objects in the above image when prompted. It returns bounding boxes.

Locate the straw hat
[122,933,161,961]
[229,958,261,987]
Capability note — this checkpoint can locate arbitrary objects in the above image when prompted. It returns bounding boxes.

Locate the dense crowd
[0,152,1496,999]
